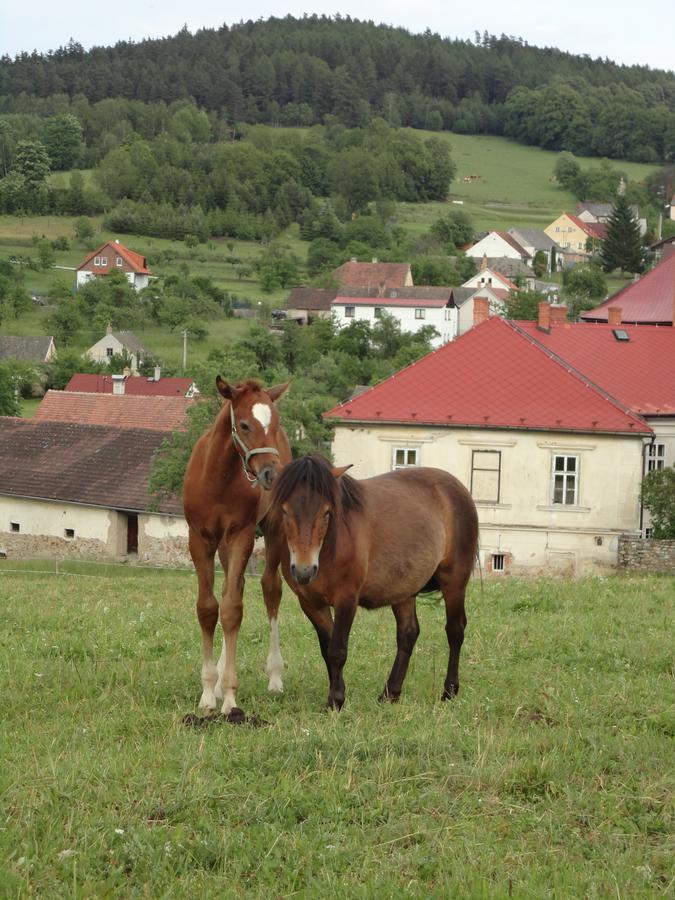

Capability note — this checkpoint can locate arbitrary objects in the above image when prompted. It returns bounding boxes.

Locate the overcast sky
[1,0,672,73]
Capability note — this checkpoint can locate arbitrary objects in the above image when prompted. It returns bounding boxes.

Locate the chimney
[549,304,568,325]
[377,281,386,298]
[607,307,622,326]
[106,322,113,335]
[538,301,551,331]
[473,296,490,327]
[372,257,378,264]
[480,254,488,271]
[112,374,125,395]
[154,365,161,382]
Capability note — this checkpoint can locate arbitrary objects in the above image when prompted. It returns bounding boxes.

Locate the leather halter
[230,402,280,486]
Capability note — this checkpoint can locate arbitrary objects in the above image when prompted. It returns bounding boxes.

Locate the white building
[331,288,457,347]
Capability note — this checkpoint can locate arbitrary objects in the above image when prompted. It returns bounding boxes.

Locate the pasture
[0,565,672,896]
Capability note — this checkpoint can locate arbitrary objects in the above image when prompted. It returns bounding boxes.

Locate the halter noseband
[230,402,280,486]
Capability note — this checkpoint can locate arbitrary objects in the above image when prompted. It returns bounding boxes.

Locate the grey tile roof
[111,331,154,356]
[509,229,564,252]
[485,258,534,278]
[0,335,54,362]
[286,287,337,311]
[0,418,182,515]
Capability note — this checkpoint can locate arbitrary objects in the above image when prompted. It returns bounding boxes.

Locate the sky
[1,0,673,74]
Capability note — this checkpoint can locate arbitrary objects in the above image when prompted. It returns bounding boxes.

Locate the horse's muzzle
[291,562,318,585]
[256,464,277,491]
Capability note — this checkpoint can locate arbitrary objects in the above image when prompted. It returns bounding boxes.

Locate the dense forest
[1,16,674,163]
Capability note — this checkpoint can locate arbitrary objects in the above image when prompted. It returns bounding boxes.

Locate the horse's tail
[475,538,483,595]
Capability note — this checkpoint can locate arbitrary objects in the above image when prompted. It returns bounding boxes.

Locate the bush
[641,467,675,539]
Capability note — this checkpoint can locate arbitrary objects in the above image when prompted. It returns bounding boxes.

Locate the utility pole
[181,329,188,372]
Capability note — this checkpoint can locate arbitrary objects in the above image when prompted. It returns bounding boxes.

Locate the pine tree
[600,195,644,274]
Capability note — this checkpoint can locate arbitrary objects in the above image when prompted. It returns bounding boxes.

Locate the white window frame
[106,347,114,358]
[93,256,101,266]
[645,443,665,473]
[100,256,107,266]
[471,450,501,503]
[374,307,384,319]
[116,257,123,267]
[392,447,419,470]
[344,306,355,318]
[414,308,425,320]
[551,454,579,505]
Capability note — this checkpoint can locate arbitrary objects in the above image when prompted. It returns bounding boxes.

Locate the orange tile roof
[77,241,151,275]
[34,391,191,431]
[333,261,411,290]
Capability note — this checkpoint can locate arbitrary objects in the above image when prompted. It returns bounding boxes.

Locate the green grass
[0,567,672,896]
[397,131,659,234]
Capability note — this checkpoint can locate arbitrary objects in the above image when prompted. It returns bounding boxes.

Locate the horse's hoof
[267,675,284,693]
[326,696,345,711]
[441,684,459,701]
[378,689,400,703]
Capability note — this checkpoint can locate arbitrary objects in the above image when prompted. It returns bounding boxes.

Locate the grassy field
[0,566,672,896]
[396,131,659,234]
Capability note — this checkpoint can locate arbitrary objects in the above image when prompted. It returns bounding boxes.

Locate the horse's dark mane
[271,454,364,521]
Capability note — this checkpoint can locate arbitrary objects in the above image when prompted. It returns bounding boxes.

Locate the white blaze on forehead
[252,402,272,432]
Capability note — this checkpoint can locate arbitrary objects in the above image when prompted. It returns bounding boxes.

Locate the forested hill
[1,16,674,163]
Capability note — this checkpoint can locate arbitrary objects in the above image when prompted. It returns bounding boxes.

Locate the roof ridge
[507,320,650,431]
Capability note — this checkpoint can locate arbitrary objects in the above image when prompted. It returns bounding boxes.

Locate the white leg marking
[221,689,237,715]
[265,616,284,693]
[214,642,227,700]
[252,402,272,433]
[199,661,218,711]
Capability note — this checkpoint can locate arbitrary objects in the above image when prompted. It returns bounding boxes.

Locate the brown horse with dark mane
[269,454,479,710]
[183,377,291,714]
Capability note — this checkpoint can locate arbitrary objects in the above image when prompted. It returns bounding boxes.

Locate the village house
[462,260,523,293]
[581,252,675,326]
[465,231,531,264]
[76,240,152,291]
[65,371,198,398]
[0,419,189,566]
[85,324,154,369]
[34,390,192,432]
[576,202,647,236]
[0,335,56,363]
[323,306,668,575]
[285,286,337,324]
[331,287,455,347]
[544,213,606,262]
[508,228,564,272]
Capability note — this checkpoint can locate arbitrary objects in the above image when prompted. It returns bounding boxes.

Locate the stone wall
[618,535,675,573]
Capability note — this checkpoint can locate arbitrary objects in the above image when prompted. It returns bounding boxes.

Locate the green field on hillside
[0,567,672,895]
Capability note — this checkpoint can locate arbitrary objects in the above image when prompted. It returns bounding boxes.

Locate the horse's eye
[323,510,331,520]
[239,420,250,432]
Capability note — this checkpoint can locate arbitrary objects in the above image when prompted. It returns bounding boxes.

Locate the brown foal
[183,377,291,714]
[269,454,479,709]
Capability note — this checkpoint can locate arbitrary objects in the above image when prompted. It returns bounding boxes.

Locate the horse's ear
[331,464,353,479]
[267,380,291,403]
[216,375,233,400]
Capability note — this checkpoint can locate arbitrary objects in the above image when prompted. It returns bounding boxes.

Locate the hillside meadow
[0,564,672,896]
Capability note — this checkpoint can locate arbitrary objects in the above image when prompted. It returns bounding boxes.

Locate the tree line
[1,16,674,163]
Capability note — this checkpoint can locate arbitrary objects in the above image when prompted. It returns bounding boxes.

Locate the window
[106,347,114,358]
[471,450,501,503]
[552,455,578,505]
[64,528,75,539]
[374,307,383,318]
[100,256,107,266]
[94,256,101,266]
[415,308,425,320]
[645,527,653,539]
[10,522,20,533]
[646,443,665,473]
[492,553,505,572]
[116,257,123,267]
[393,447,418,469]
[344,306,355,318]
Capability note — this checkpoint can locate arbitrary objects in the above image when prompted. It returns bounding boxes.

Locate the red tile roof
[77,241,151,275]
[565,214,606,240]
[516,321,675,416]
[580,253,675,325]
[65,373,195,397]
[0,419,182,515]
[333,261,412,290]
[34,391,191,431]
[324,317,651,435]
